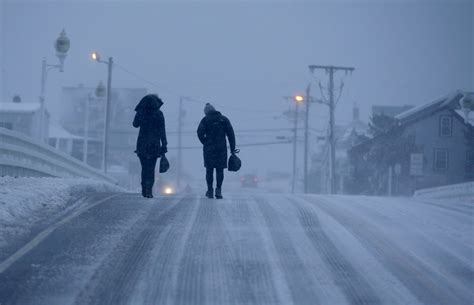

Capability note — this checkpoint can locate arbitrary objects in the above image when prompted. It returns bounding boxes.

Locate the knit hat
[204,103,216,115]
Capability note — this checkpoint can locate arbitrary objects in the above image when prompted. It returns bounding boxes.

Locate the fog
[0,0,472,193]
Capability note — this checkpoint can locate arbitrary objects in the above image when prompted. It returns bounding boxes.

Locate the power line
[114,63,283,113]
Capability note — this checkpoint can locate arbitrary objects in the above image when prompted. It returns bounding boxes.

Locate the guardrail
[414,181,474,199]
[0,128,116,184]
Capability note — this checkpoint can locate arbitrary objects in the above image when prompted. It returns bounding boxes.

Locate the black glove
[161,146,168,155]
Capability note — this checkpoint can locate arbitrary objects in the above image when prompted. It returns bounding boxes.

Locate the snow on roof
[395,90,467,124]
[0,102,41,113]
[454,110,474,127]
[49,122,82,139]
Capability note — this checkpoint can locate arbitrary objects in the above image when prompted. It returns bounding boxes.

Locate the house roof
[395,90,472,126]
[49,122,83,140]
[349,90,473,155]
[0,102,41,113]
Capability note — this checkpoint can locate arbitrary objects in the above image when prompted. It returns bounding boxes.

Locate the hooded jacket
[133,94,167,158]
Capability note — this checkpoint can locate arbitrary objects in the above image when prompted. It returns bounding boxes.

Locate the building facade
[0,100,50,141]
[60,85,147,172]
[349,90,474,195]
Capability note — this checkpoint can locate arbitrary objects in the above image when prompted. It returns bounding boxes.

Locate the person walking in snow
[197,103,236,199]
[133,94,168,198]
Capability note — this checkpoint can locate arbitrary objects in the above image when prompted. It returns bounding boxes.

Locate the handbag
[228,149,241,172]
[159,154,170,173]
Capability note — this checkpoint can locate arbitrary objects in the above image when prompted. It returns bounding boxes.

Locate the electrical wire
[114,63,285,113]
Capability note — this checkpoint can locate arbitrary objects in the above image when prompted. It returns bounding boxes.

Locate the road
[0,192,472,305]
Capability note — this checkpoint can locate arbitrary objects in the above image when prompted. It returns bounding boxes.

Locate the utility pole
[83,94,91,164]
[103,57,113,173]
[177,96,184,190]
[303,84,311,194]
[309,65,354,194]
[292,101,299,193]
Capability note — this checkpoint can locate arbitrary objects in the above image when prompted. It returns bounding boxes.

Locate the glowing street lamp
[91,51,100,62]
[90,51,114,173]
[294,95,304,103]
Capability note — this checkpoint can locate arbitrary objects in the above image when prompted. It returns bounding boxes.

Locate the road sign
[410,153,423,176]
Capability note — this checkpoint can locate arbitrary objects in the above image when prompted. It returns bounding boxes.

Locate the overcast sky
[0,0,472,181]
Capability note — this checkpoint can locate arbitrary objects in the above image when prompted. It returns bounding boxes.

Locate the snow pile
[414,181,474,200]
[0,177,122,246]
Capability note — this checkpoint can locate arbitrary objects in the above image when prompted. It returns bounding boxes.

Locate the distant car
[153,177,176,195]
[241,174,258,188]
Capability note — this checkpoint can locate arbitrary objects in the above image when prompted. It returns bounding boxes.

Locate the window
[0,122,13,130]
[433,149,448,170]
[439,115,453,137]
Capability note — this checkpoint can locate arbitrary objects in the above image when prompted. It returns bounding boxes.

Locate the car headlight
[164,186,174,195]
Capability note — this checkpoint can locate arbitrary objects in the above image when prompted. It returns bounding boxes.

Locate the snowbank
[414,181,474,200]
[0,177,123,246]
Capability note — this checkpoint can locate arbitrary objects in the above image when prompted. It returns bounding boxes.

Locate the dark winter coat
[197,110,236,169]
[133,95,167,158]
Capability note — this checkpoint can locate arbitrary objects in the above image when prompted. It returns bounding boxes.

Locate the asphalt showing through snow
[0,193,472,305]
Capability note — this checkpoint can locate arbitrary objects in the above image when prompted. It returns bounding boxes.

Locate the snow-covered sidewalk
[0,177,123,247]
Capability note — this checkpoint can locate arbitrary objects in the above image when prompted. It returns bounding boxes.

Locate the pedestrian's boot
[145,186,154,198]
[141,184,147,198]
[205,187,214,199]
[215,188,223,199]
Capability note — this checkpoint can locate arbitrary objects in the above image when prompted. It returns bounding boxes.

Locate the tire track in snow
[138,195,199,305]
[174,197,210,305]
[74,196,185,305]
[0,193,141,305]
[289,197,381,305]
[175,197,265,305]
[221,196,281,304]
[303,196,473,305]
[254,196,321,305]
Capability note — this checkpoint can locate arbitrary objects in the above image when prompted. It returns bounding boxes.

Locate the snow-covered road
[0,193,472,305]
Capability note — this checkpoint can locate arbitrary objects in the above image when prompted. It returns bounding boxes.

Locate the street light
[83,81,106,165]
[289,89,326,194]
[91,52,100,62]
[90,51,113,173]
[284,94,304,193]
[39,29,71,142]
[294,95,304,103]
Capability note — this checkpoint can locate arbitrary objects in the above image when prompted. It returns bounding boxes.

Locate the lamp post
[39,30,70,142]
[291,90,324,194]
[83,81,106,165]
[284,95,304,193]
[91,51,113,173]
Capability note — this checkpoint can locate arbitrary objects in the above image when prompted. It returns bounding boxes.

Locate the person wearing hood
[133,94,168,198]
[197,103,236,199]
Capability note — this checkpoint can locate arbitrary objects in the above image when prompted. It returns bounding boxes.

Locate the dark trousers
[139,156,158,190]
[206,167,224,190]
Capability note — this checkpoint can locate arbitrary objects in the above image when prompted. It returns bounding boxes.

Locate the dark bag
[159,154,170,173]
[228,149,241,172]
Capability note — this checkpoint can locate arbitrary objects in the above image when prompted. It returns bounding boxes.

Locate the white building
[0,101,50,141]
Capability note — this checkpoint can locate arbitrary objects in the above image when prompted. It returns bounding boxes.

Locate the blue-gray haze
[0,0,472,179]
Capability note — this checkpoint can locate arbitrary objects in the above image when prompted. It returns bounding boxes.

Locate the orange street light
[91,51,100,62]
[294,95,304,103]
